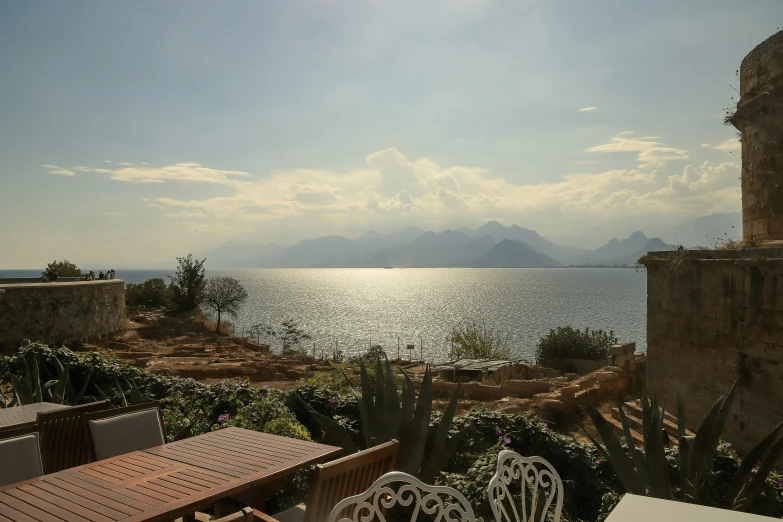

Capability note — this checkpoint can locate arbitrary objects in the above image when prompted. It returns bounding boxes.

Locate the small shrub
[535,326,616,370]
[230,391,311,441]
[449,321,511,359]
[126,278,170,308]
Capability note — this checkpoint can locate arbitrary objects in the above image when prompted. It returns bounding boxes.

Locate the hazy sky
[1,1,780,267]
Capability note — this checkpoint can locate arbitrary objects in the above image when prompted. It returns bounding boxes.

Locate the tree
[168,254,206,314]
[125,278,170,308]
[202,276,248,333]
[250,319,311,354]
[449,321,511,359]
[42,260,81,278]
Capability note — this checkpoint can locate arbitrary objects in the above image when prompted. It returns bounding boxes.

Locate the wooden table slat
[10,487,114,522]
[0,491,67,522]
[32,481,133,520]
[0,428,342,522]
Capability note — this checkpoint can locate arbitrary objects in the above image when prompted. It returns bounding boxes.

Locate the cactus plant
[583,381,783,512]
[298,358,467,482]
[6,352,92,406]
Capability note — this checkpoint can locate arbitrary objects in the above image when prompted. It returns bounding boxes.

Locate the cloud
[578,106,598,112]
[117,162,133,166]
[586,132,689,168]
[712,139,741,153]
[131,147,739,242]
[41,165,75,176]
[109,163,250,184]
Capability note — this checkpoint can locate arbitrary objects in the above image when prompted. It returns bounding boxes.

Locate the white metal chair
[326,471,476,522]
[487,450,563,522]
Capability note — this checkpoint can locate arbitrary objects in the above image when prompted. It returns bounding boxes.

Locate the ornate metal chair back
[327,471,476,522]
[487,450,563,522]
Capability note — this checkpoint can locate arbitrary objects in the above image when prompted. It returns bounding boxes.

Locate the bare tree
[202,276,248,333]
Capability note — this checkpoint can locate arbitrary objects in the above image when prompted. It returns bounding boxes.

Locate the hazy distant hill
[382,230,497,267]
[201,241,285,268]
[472,239,561,268]
[464,221,584,263]
[599,237,673,266]
[264,236,365,268]
[570,231,650,265]
[653,212,742,248]
[357,227,427,250]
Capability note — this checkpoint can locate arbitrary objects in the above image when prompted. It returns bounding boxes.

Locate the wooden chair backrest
[81,402,164,462]
[304,440,398,522]
[36,400,110,474]
[0,423,39,441]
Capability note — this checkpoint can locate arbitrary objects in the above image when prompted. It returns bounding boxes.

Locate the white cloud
[104,160,112,164]
[586,131,689,168]
[110,163,250,184]
[712,139,741,153]
[117,162,133,166]
[578,106,598,112]
[41,165,75,176]
[131,148,739,240]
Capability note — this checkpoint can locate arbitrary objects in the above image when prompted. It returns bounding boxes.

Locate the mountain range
[174,212,739,269]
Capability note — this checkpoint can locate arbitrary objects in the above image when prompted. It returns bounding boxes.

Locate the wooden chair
[259,440,398,522]
[214,507,255,522]
[0,424,43,487]
[36,400,110,474]
[487,450,564,522]
[326,471,476,522]
[82,402,165,461]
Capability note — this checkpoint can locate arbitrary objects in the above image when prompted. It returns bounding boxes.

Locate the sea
[2,268,647,363]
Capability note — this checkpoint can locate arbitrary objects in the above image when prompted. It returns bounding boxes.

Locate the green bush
[535,327,617,370]
[230,391,311,441]
[449,321,511,360]
[126,278,170,308]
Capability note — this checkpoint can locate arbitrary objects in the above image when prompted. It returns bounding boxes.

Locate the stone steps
[608,400,695,446]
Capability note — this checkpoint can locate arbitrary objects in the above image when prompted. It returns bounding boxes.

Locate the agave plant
[4,351,93,406]
[298,358,467,483]
[583,381,783,512]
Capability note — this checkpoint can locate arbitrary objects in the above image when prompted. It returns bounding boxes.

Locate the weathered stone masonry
[646,31,783,454]
[0,280,125,352]
[646,250,783,452]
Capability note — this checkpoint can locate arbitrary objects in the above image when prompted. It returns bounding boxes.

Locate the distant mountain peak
[629,231,648,241]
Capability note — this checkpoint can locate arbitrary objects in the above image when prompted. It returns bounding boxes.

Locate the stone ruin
[431,342,645,422]
[645,31,783,455]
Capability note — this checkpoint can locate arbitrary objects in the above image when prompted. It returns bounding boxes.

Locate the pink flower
[217,414,230,423]
[503,436,511,444]
[434,479,439,486]
[263,385,269,390]
[778,479,782,488]
[595,459,602,465]
[496,428,502,435]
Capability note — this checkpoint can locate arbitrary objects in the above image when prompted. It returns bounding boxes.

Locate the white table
[606,494,779,521]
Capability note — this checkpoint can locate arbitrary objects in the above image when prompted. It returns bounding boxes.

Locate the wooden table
[0,427,342,522]
[605,494,779,521]
[0,403,71,428]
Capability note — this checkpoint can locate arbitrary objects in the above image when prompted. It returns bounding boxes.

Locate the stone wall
[732,30,783,244]
[0,280,126,351]
[645,250,783,453]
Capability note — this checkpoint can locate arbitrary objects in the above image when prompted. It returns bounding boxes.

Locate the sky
[1,0,780,267]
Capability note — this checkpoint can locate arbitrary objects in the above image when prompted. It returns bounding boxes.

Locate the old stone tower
[733,30,783,244]
[644,30,783,454]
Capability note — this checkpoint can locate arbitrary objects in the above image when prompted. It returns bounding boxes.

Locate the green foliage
[230,392,311,441]
[42,260,81,278]
[202,276,248,333]
[584,383,783,513]
[349,345,388,363]
[125,278,171,308]
[449,321,511,360]
[4,343,783,521]
[4,350,91,406]
[535,326,617,370]
[298,358,466,482]
[252,319,312,355]
[168,254,206,313]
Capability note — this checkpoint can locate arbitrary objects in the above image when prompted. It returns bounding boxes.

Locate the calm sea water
[2,268,647,362]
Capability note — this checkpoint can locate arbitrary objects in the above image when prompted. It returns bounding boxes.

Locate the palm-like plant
[583,381,783,511]
[298,358,467,483]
